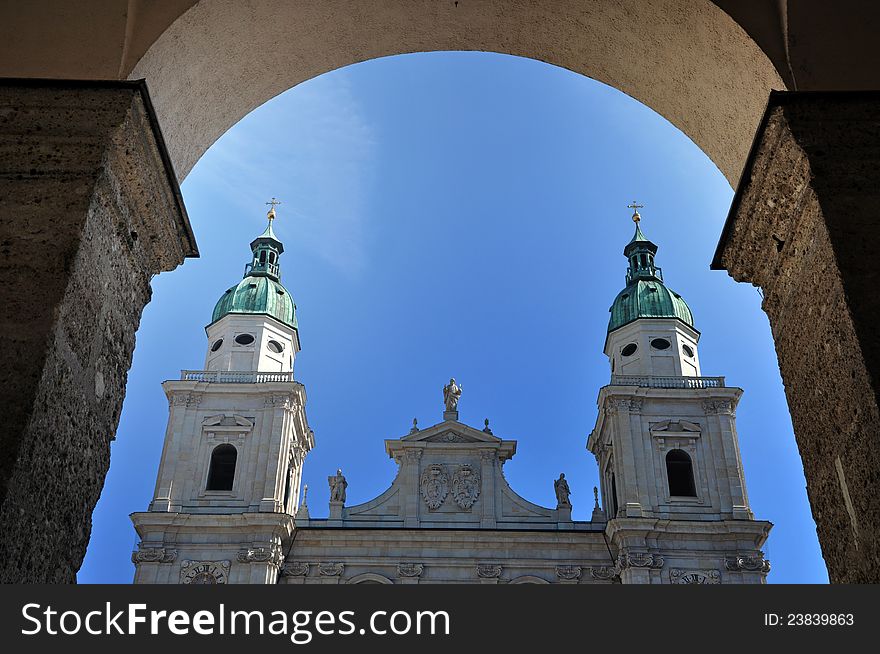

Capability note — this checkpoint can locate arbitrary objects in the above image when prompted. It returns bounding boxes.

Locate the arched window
[666,449,697,497]
[206,444,237,491]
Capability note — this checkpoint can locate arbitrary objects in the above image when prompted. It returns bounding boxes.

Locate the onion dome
[210,199,298,329]
[608,205,694,332]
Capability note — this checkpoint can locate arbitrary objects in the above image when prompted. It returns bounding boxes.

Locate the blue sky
[79,52,827,583]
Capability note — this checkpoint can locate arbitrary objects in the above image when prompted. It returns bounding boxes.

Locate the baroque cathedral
[130,203,772,585]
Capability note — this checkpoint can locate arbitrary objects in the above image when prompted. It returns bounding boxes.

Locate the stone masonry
[0,80,196,582]
[713,91,880,583]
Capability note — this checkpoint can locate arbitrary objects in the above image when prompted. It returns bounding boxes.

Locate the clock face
[181,562,228,584]
[680,572,709,584]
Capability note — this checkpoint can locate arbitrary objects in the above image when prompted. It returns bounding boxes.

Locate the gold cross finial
[266,197,282,221]
[627,201,644,223]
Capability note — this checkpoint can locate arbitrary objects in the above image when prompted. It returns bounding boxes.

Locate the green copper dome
[608,280,693,332]
[210,208,298,330]
[211,275,297,329]
[608,214,694,332]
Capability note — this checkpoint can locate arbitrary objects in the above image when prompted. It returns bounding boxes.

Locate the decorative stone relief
[420,463,449,510]
[475,564,502,579]
[237,544,284,568]
[264,394,294,409]
[402,448,423,462]
[171,392,202,407]
[651,419,701,433]
[202,414,253,428]
[280,562,309,577]
[452,464,481,509]
[605,397,642,416]
[555,565,582,581]
[725,555,771,574]
[670,568,720,584]
[180,560,230,584]
[318,562,345,577]
[397,563,424,578]
[589,566,619,581]
[431,431,468,443]
[702,399,735,415]
[617,551,664,569]
[131,547,177,564]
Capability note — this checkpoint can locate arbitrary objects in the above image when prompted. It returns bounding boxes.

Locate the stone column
[0,80,197,582]
[713,90,880,583]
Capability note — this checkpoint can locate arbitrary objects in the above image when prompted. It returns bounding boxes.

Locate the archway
[6,0,876,584]
[130,0,783,183]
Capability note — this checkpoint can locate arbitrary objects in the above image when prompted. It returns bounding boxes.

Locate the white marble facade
[131,215,772,585]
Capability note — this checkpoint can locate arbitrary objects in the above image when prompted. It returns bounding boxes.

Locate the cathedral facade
[130,205,772,585]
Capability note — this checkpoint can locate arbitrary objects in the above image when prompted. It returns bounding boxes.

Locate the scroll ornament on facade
[397,563,424,577]
[555,565,582,581]
[281,562,310,577]
[318,562,345,577]
[475,564,503,579]
[131,547,177,564]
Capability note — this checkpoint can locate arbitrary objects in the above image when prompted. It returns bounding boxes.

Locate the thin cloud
[192,71,376,276]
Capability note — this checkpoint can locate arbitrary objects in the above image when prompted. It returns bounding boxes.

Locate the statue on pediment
[443,378,462,412]
[329,469,347,503]
[554,473,571,507]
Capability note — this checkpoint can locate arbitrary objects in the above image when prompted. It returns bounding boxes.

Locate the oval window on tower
[210,338,223,352]
[267,339,284,353]
[234,333,255,346]
[651,338,671,350]
[682,344,695,358]
[621,343,638,357]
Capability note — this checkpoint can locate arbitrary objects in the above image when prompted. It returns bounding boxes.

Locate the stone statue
[328,469,347,503]
[554,473,571,507]
[443,378,462,412]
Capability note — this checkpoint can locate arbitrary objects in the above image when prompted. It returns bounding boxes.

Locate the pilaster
[480,449,497,528]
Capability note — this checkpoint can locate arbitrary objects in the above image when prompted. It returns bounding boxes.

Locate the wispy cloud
[193,71,377,276]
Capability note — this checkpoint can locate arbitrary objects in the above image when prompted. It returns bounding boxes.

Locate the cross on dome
[627,200,644,222]
[266,197,282,221]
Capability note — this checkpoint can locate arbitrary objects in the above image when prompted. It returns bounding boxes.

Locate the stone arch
[130,0,784,184]
[509,575,551,584]
[347,572,394,585]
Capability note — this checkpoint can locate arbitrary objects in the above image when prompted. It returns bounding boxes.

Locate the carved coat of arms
[420,464,449,510]
[452,464,481,509]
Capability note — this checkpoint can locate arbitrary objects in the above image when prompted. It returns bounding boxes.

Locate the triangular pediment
[650,419,701,433]
[400,420,502,444]
[202,413,253,428]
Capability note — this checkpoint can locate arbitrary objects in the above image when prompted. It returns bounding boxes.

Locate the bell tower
[587,205,772,584]
[131,201,314,584]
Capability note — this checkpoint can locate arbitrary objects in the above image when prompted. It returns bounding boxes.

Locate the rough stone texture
[0,81,196,582]
[714,92,880,583]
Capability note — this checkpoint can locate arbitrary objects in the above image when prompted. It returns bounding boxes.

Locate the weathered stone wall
[0,82,196,582]
[715,93,880,582]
